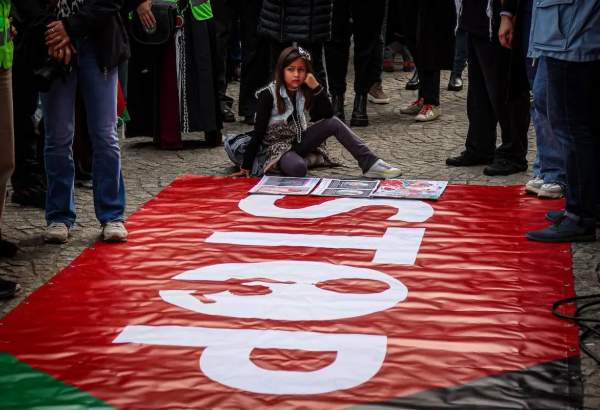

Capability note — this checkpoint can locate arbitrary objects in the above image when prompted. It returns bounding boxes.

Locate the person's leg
[41,61,78,227]
[279,151,308,177]
[451,28,467,77]
[295,117,378,172]
[0,69,15,228]
[78,40,125,225]
[527,58,599,242]
[475,37,529,169]
[351,0,386,95]
[532,57,565,186]
[211,0,236,121]
[238,0,271,121]
[11,47,45,203]
[324,0,351,97]
[546,58,599,223]
[457,35,496,162]
[419,69,440,106]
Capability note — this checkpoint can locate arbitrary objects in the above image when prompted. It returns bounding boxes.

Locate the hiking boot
[45,222,69,244]
[363,159,402,179]
[446,151,493,167]
[527,216,596,243]
[102,221,128,242]
[415,104,441,122]
[483,159,527,176]
[400,98,424,115]
[524,177,544,195]
[537,183,564,199]
[368,83,391,104]
[546,210,566,224]
[350,94,369,127]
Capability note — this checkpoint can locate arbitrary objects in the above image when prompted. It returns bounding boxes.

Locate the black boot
[405,70,419,90]
[447,73,463,91]
[331,94,345,121]
[350,94,369,127]
[204,130,223,147]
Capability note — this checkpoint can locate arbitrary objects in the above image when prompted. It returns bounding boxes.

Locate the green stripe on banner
[0,353,114,409]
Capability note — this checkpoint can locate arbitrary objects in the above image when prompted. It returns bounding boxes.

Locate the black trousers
[418,69,440,106]
[213,0,271,118]
[325,0,386,96]
[11,45,45,191]
[465,34,530,164]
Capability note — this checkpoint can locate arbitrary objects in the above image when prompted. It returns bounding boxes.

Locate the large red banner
[0,176,579,409]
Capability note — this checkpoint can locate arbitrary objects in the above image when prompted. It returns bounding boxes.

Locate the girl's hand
[304,73,320,89]
[231,168,250,178]
[137,0,156,30]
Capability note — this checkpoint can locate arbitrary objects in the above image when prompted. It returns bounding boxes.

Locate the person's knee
[280,154,308,177]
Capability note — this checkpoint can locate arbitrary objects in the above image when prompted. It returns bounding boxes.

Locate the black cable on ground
[551,271,600,364]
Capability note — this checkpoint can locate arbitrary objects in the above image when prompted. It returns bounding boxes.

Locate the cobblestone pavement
[1,69,599,408]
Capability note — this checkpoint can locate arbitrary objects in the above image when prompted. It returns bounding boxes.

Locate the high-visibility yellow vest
[189,0,213,21]
[0,0,13,69]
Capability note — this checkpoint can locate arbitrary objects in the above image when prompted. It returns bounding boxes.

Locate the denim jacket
[263,82,309,131]
[529,0,600,62]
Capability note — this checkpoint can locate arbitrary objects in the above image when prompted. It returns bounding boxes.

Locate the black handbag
[130,1,178,46]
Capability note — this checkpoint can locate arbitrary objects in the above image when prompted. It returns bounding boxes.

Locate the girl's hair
[273,46,315,114]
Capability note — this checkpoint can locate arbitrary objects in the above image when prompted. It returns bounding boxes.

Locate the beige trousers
[0,68,15,224]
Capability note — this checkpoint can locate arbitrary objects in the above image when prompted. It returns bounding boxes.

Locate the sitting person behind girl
[231,46,402,179]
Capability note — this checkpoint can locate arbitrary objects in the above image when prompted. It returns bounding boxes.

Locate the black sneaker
[483,159,527,176]
[446,151,493,167]
[527,216,596,243]
[0,278,21,300]
[222,107,236,123]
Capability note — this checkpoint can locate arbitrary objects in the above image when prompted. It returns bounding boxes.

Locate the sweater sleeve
[242,89,273,170]
[308,85,334,122]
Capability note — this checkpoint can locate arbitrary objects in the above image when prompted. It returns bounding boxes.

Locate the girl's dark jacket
[12,0,144,71]
[258,0,333,43]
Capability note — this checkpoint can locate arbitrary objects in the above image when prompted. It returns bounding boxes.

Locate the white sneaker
[363,159,402,179]
[415,104,441,122]
[400,98,424,115]
[102,221,128,242]
[44,222,69,244]
[525,177,544,195]
[538,183,564,199]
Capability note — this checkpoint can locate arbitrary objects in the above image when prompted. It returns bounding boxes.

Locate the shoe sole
[405,84,419,91]
[524,186,541,195]
[44,235,68,244]
[350,119,369,127]
[526,232,596,243]
[400,109,422,115]
[447,86,463,92]
[367,95,391,104]
[415,114,440,122]
[364,171,402,179]
[103,234,128,243]
[537,192,564,199]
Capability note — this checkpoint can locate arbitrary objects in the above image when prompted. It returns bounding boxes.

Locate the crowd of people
[1,0,599,299]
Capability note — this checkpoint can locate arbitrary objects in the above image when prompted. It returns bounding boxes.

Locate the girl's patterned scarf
[55,0,85,18]
[454,0,494,39]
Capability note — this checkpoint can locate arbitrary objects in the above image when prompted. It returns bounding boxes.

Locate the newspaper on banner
[371,179,448,200]
[312,178,380,198]
[248,176,321,195]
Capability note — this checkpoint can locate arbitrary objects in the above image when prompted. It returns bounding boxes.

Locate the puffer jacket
[258,0,333,43]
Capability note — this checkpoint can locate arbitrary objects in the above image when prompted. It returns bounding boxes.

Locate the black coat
[258,0,333,43]
[13,0,138,71]
[412,0,456,71]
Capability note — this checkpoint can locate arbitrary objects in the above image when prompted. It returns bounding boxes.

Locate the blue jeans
[42,40,125,227]
[545,57,600,224]
[531,57,566,185]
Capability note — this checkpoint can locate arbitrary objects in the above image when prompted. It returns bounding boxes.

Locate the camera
[33,58,72,92]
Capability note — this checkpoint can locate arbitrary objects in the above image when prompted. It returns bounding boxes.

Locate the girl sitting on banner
[230,47,402,179]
